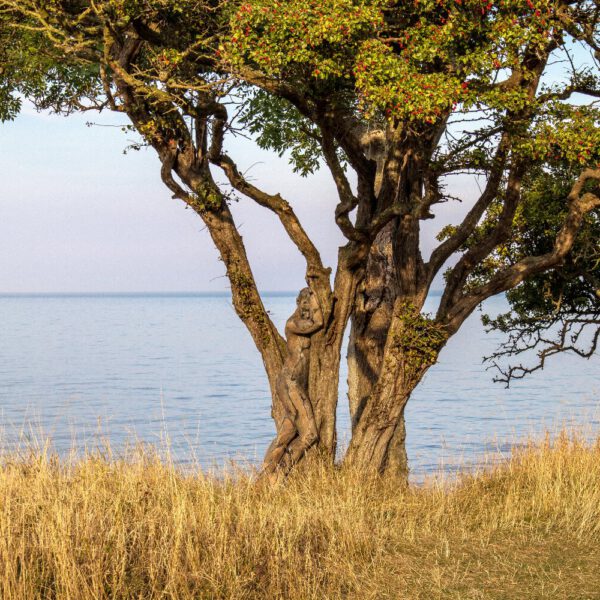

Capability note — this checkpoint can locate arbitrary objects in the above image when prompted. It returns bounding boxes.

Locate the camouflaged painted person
[262,288,323,480]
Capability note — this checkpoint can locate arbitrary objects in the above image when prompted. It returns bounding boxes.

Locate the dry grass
[1,432,599,599]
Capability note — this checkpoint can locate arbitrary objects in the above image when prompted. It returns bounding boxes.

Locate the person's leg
[264,416,296,468]
[283,382,318,467]
[262,375,299,471]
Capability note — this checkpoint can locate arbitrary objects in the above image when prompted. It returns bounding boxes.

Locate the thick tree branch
[367,202,410,238]
[320,129,367,244]
[213,152,330,283]
[208,103,331,286]
[435,26,559,319]
[437,161,526,320]
[445,168,600,332]
[537,82,600,104]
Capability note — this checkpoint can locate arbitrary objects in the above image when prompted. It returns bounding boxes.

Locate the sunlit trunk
[346,217,445,479]
[345,311,441,479]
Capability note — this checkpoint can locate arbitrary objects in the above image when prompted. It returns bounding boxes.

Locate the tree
[1,0,599,481]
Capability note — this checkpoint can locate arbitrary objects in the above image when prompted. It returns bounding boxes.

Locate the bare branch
[427,136,509,282]
[486,315,600,386]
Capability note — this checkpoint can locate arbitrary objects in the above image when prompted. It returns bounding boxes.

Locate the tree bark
[308,245,360,456]
[346,221,422,478]
[346,211,442,479]
[345,298,442,478]
[347,223,396,432]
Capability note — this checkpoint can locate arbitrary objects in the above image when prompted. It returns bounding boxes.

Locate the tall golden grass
[1,432,599,599]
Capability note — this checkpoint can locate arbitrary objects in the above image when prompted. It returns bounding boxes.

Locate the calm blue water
[0,293,598,478]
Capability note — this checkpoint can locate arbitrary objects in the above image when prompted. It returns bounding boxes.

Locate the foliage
[227,0,596,124]
[483,164,600,382]
[393,303,448,370]
[0,16,26,121]
[227,0,385,81]
[0,82,20,123]
[4,1,600,172]
[238,90,325,176]
[223,0,600,181]
[0,8,102,120]
[517,101,600,167]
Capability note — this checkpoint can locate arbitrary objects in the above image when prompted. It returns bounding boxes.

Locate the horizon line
[0,290,446,297]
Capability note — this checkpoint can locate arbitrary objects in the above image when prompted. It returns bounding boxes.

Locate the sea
[0,292,598,479]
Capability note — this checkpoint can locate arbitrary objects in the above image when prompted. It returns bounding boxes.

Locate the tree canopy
[1,0,599,479]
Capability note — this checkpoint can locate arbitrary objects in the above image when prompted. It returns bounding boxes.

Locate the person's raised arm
[286,295,323,336]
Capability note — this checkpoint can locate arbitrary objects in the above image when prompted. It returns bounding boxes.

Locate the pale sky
[0,104,478,293]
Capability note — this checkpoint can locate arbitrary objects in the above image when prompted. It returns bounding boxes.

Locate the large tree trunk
[345,297,444,478]
[346,133,432,478]
[345,373,423,479]
[346,223,415,478]
[346,213,443,479]
[347,223,396,432]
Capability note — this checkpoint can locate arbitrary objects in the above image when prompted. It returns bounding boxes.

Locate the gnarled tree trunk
[347,223,396,432]
[346,295,446,477]
[346,191,443,479]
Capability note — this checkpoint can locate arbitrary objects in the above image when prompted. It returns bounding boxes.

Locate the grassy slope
[0,434,599,599]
